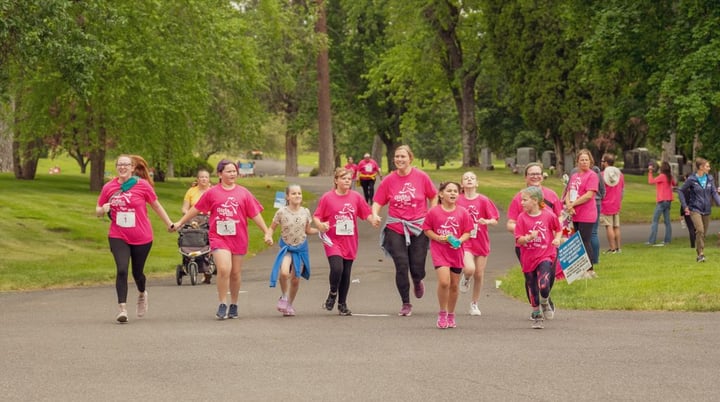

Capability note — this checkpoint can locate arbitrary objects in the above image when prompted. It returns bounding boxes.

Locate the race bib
[116,211,136,228]
[335,219,355,236]
[364,165,372,173]
[216,220,236,236]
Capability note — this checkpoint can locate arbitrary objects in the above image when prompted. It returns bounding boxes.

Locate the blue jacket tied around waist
[269,238,311,287]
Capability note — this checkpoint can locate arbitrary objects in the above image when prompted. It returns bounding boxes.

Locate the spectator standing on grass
[314,168,373,316]
[647,161,676,246]
[677,157,720,263]
[171,159,274,320]
[423,181,473,329]
[266,184,318,317]
[563,149,599,278]
[457,171,499,317]
[357,153,382,204]
[96,154,173,324]
[371,145,438,318]
[600,154,624,253]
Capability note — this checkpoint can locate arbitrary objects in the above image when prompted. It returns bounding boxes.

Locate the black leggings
[109,238,152,304]
[573,222,595,269]
[523,260,555,307]
[383,229,429,304]
[360,179,375,204]
[327,256,354,305]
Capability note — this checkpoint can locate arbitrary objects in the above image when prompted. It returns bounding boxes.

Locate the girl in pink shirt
[96,155,173,323]
[515,186,562,329]
[647,161,676,245]
[423,181,473,329]
[172,160,274,320]
[314,168,373,316]
[456,171,499,316]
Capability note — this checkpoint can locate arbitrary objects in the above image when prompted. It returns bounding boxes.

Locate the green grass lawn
[2,155,719,312]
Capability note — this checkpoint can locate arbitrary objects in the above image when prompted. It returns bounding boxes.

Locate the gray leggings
[109,238,152,304]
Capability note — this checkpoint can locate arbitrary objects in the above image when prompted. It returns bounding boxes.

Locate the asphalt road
[1,176,718,402]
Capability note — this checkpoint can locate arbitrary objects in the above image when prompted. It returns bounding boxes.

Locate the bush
[174,156,213,178]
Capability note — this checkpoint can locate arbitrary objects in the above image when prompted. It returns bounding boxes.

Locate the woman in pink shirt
[314,167,373,316]
[371,145,438,317]
[562,149,599,277]
[172,160,274,320]
[647,161,676,245]
[96,155,174,323]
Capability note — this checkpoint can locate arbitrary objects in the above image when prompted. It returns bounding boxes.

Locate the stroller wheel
[188,261,199,286]
[175,264,184,286]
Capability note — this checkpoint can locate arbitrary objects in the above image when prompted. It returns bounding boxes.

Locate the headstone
[541,150,556,170]
[622,148,651,175]
[669,162,680,184]
[564,152,575,173]
[516,147,536,171]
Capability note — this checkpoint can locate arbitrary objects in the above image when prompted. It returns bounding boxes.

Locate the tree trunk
[461,74,479,167]
[0,113,12,173]
[89,126,107,192]
[316,0,334,176]
[285,131,299,177]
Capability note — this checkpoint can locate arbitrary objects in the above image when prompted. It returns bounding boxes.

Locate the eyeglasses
[116,163,132,167]
[601,160,607,163]
[527,173,543,177]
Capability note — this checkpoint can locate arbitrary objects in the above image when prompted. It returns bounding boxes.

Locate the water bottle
[447,235,462,249]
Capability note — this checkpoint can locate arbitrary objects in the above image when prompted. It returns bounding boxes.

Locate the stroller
[175,215,215,286]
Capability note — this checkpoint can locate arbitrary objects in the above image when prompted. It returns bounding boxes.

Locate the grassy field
[2,155,719,312]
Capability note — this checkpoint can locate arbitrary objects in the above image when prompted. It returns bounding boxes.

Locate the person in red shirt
[344,156,358,190]
[357,153,382,204]
[647,161,676,246]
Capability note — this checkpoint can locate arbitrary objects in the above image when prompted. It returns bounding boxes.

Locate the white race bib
[116,211,136,228]
[364,165,372,173]
[216,220,236,236]
[335,219,355,236]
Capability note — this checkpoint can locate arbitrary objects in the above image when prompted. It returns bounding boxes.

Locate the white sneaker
[459,275,470,293]
[469,302,481,316]
[136,291,148,317]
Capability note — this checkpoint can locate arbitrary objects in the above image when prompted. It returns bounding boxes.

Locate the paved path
[1,176,718,401]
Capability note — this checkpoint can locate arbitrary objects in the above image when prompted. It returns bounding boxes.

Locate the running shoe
[436,311,448,329]
[697,255,706,263]
[323,291,337,311]
[531,311,544,329]
[228,304,238,319]
[459,275,470,293]
[337,303,352,316]
[136,291,148,318]
[447,313,457,328]
[283,304,296,317]
[413,280,425,299]
[469,302,482,316]
[398,303,413,317]
[541,300,555,320]
[216,303,228,320]
[277,297,288,314]
[116,307,128,324]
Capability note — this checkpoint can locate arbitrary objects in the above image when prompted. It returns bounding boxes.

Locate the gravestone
[623,148,651,175]
[541,150,556,170]
[516,147,536,171]
[564,152,575,173]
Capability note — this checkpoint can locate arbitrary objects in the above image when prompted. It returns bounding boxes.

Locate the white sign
[273,191,286,209]
[558,232,592,284]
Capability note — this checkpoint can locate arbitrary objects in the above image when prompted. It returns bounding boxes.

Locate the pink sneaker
[398,303,412,316]
[413,280,425,299]
[276,297,288,314]
[436,311,448,329]
[283,304,295,316]
[447,313,456,328]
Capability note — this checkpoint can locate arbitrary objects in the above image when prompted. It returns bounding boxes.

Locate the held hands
[263,231,274,246]
[318,221,331,233]
[370,214,382,228]
[168,221,181,232]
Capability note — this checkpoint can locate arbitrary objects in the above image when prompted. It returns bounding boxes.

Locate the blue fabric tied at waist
[269,238,311,287]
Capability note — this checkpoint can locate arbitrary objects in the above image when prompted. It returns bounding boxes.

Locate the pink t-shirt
[649,173,676,202]
[357,159,381,180]
[567,170,599,223]
[344,163,358,180]
[514,209,561,273]
[98,178,158,245]
[508,186,562,221]
[193,184,264,255]
[314,190,371,260]
[423,205,473,268]
[373,167,438,235]
[457,193,499,256]
[601,173,624,215]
